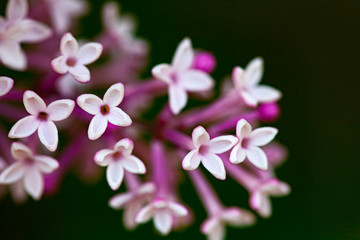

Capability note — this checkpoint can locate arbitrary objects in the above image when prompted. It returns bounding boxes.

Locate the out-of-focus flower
[0,76,14,97]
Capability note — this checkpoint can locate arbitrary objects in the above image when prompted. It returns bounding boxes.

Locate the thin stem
[151,140,169,199]
[223,159,259,191]
[162,129,193,150]
[125,171,141,191]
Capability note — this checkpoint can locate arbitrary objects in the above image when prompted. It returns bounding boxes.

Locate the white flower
[51,32,103,83]
[94,138,145,190]
[249,179,290,218]
[152,38,214,114]
[182,126,238,180]
[77,83,132,140]
[109,182,156,229]
[0,142,59,200]
[0,76,14,96]
[135,199,188,235]
[232,57,281,107]
[230,119,278,170]
[0,0,52,70]
[8,90,75,152]
[201,207,255,240]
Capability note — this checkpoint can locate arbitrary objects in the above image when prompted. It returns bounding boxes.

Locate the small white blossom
[0,142,59,200]
[152,38,214,114]
[94,138,145,190]
[51,32,103,83]
[0,76,14,96]
[9,90,75,152]
[232,57,281,107]
[230,119,278,170]
[182,126,238,180]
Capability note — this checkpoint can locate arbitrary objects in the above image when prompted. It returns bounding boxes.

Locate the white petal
[201,217,220,234]
[103,83,124,107]
[8,116,39,138]
[10,142,33,160]
[114,138,133,156]
[154,210,172,235]
[13,19,52,43]
[47,99,75,121]
[178,70,214,92]
[171,38,194,71]
[208,135,238,154]
[250,85,282,103]
[151,64,172,84]
[0,76,14,96]
[77,94,102,115]
[137,182,156,195]
[78,42,103,65]
[109,192,133,209]
[69,65,90,82]
[250,191,271,218]
[169,85,187,115]
[192,126,210,148]
[182,150,201,171]
[122,156,146,174]
[135,204,155,223]
[261,180,291,196]
[229,143,246,164]
[235,119,252,139]
[24,167,43,200]
[106,161,124,190]
[0,41,26,70]
[60,32,78,56]
[168,202,188,216]
[88,115,108,140]
[241,90,258,107]
[202,154,226,180]
[6,0,28,21]
[38,121,58,152]
[34,156,59,173]
[0,162,25,184]
[23,90,46,115]
[51,56,68,74]
[245,57,263,87]
[94,149,114,166]
[246,146,268,170]
[222,207,255,226]
[232,66,246,90]
[107,107,132,126]
[250,127,278,146]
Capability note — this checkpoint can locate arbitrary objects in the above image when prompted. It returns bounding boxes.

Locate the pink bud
[258,102,281,122]
[193,51,217,73]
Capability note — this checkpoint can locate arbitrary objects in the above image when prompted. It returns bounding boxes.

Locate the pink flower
[135,199,188,235]
[152,38,214,114]
[9,90,75,152]
[0,76,14,96]
[94,138,146,190]
[51,32,103,83]
[230,119,278,170]
[182,126,238,180]
[0,0,52,70]
[77,83,132,140]
[0,142,59,200]
[232,57,281,107]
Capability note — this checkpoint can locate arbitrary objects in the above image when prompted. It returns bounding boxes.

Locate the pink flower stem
[223,159,259,191]
[151,141,170,199]
[125,172,141,191]
[125,80,167,99]
[162,129,193,150]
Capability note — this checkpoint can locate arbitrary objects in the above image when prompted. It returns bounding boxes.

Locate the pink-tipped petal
[69,65,90,82]
[250,127,278,147]
[202,154,226,180]
[24,167,43,200]
[0,41,26,70]
[0,162,25,184]
[60,32,78,56]
[229,143,246,164]
[182,150,201,171]
[51,56,68,74]
[103,83,124,107]
[9,116,39,138]
[201,217,220,234]
[94,149,114,166]
[172,38,194,71]
[179,70,214,92]
[109,192,133,209]
[47,99,75,121]
[78,42,103,65]
[106,161,124,190]
[122,156,146,174]
[208,135,238,154]
[107,107,132,126]
[151,64,172,84]
[246,146,268,170]
[0,76,14,96]
[245,57,263,87]
[114,138,133,156]
[154,210,172,235]
[6,0,28,22]
[77,94,102,115]
[192,126,210,148]
[23,90,46,115]
[250,85,282,103]
[34,156,59,173]
[88,115,108,140]
[235,119,252,139]
[169,85,187,115]
[10,142,33,161]
[38,121,58,152]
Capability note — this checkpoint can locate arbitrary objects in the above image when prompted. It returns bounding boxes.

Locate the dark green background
[1,0,360,239]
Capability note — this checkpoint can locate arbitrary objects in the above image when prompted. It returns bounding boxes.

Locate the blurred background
[1,0,360,239]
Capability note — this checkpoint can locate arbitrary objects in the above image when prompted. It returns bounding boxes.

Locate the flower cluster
[0,1,290,239]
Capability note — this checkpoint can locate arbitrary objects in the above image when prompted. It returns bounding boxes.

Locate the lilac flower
[152,38,214,114]
[230,118,278,170]
[8,90,75,152]
[77,83,132,140]
[94,138,146,190]
[232,57,281,107]
[0,76,14,96]
[182,126,238,179]
[0,0,52,70]
[0,142,59,200]
[51,32,103,82]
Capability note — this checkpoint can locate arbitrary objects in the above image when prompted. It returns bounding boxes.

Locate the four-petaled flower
[51,32,103,83]
[230,118,278,170]
[0,142,59,200]
[94,138,146,190]
[232,57,281,107]
[0,76,14,96]
[77,83,132,140]
[9,90,75,152]
[135,199,188,235]
[0,0,52,70]
[182,126,238,180]
[152,38,214,114]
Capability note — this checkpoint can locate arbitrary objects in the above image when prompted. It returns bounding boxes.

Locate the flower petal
[60,32,78,56]
[23,90,46,115]
[77,94,102,115]
[178,70,214,92]
[34,156,59,173]
[121,155,146,174]
[10,142,33,161]
[114,138,133,156]
[51,56,68,74]
[202,154,226,180]
[103,83,124,107]
[13,19,52,43]
[208,135,238,154]
[47,99,75,121]
[250,127,278,147]
[78,42,103,65]
[229,143,246,164]
[250,85,282,103]
[0,41,26,70]
[245,57,263,87]
[192,126,210,148]
[151,64,172,84]
[232,66,245,90]
[171,38,194,71]
[135,204,155,223]
[69,65,90,82]
[107,107,132,126]
[235,118,252,139]
[0,162,25,184]
[222,207,255,226]
[260,180,291,196]
[8,116,39,138]
[24,167,43,200]
[108,192,133,209]
[201,217,220,234]
[88,115,108,140]
[0,76,14,96]
[154,210,172,235]
[38,121,58,152]
[6,0,28,22]
[106,161,124,190]
[241,89,258,107]
[168,202,188,216]
[94,149,114,166]
[168,85,187,115]
[246,146,268,170]
[250,191,271,218]
[182,150,201,171]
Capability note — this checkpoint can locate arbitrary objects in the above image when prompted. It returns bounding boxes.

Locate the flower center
[24,157,34,165]
[198,145,209,155]
[37,111,48,121]
[170,72,179,84]
[100,104,110,115]
[241,138,250,149]
[112,151,124,161]
[66,57,77,67]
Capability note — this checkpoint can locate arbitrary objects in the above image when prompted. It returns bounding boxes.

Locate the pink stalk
[223,159,259,191]
[151,141,170,199]
[125,80,167,99]
[162,129,193,150]
[125,171,141,191]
